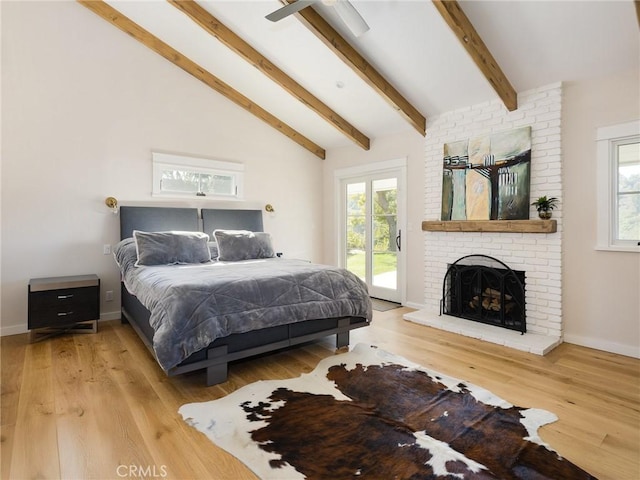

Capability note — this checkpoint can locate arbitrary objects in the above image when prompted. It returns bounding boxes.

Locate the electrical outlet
[103,244,111,255]
[105,290,114,302]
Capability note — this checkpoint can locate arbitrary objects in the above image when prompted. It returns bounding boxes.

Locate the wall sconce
[105,196,118,214]
[265,204,275,213]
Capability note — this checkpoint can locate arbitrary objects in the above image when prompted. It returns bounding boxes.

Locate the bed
[115,206,372,386]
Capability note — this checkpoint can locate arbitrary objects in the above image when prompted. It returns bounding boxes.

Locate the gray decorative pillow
[133,230,211,266]
[113,238,138,271]
[213,230,275,261]
[208,241,219,260]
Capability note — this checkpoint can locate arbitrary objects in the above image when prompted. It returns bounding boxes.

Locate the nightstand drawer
[29,286,97,310]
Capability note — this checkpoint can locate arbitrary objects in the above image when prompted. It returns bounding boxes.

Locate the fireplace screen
[441,255,526,334]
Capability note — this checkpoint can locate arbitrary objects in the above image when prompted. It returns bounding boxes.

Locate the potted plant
[531,196,558,219]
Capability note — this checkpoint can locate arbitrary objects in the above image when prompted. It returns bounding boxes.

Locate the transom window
[596,121,640,252]
[152,152,244,200]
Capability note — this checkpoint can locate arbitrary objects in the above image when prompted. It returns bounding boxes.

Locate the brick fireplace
[404,83,563,355]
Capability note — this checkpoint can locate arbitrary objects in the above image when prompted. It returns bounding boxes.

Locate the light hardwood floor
[2,308,639,480]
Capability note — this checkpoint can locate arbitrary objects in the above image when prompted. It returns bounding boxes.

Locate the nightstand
[28,274,100,342]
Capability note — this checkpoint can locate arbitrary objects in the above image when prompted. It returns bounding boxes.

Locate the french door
[340,166,405,303]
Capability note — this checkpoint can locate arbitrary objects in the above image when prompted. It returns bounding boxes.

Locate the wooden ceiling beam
[432,0,517,111]
[77,1,326,159]
[168,0,370,151]
[281,0,426,136]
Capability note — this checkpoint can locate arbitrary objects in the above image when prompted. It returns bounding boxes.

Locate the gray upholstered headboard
[119,206,264,240]
[119,207,199,240]
[201,209,263,236]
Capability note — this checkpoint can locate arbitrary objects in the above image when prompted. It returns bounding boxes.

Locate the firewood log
[469,296,480,309]
[485,287,501,297]
[483,287,512,301]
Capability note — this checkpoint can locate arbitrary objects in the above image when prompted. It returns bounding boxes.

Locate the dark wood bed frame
[119,206,371,386]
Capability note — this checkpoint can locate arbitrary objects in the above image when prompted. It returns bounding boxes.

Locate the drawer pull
[57,311,74,317]
[57,294,74,299]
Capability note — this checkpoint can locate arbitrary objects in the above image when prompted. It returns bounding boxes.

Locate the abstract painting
[441,126,531,221]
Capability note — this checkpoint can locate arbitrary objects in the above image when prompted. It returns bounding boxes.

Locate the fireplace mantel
[422,219,557,234]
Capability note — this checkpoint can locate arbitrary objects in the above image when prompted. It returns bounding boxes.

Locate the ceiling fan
[266,0,370,37]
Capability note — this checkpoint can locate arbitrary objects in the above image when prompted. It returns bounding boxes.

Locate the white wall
[323,130,426,308]
[1,2,323,335]
[562,68,640,358]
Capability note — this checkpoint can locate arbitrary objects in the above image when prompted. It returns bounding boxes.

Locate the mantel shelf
[422,219,557,234]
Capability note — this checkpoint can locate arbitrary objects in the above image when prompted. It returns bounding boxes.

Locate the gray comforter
[114,239,372,371]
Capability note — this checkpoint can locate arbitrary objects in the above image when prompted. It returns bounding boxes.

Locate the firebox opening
[441,254,526,334]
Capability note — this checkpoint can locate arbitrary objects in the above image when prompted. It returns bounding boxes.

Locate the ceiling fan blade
[332,0,369,37]
[266,1,318,22]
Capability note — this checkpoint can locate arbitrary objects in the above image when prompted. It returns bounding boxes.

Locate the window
[596,121,640,252]
[152,152,244,200]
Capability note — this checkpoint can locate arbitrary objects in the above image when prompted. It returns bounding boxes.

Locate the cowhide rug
[179,344,596,479]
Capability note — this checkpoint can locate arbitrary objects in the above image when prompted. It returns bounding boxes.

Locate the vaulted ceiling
[80,1,639,159]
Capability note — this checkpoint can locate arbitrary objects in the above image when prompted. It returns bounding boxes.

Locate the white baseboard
[403,301,425,310]
[0,324,28,337]
[100,310,121,321]
[563,333,640,359]
[0,311,122,337]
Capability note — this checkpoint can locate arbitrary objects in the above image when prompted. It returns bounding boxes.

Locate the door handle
[395,230,401,252]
